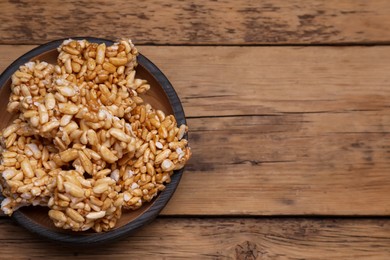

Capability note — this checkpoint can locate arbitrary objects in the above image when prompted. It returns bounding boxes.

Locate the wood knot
[235,241,258,260]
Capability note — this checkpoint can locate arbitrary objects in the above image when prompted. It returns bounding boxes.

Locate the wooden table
[1,1,390,259]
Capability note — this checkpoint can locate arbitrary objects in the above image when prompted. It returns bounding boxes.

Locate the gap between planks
[0,217,390,259]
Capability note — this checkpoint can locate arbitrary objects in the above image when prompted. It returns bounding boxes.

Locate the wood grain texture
[1,0,390,45]
[139,46,390,117]
[2,45,390,116]
[0,218,390,259]
[164,116,390,216]
[0,45,389,216]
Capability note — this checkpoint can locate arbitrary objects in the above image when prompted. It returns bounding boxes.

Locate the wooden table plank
[0,218,389,259]
[140,46,390,117]
[0,45,389,216]
[1,1,390,45]
[161,116,390,216]
[2,45,390,117]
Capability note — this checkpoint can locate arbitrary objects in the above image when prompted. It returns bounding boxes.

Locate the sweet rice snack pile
[0,39,191,232]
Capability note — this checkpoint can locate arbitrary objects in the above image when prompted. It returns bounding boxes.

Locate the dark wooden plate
[0,38,187,244]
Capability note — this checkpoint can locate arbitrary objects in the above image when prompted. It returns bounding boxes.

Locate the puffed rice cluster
[0,39,191,232]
